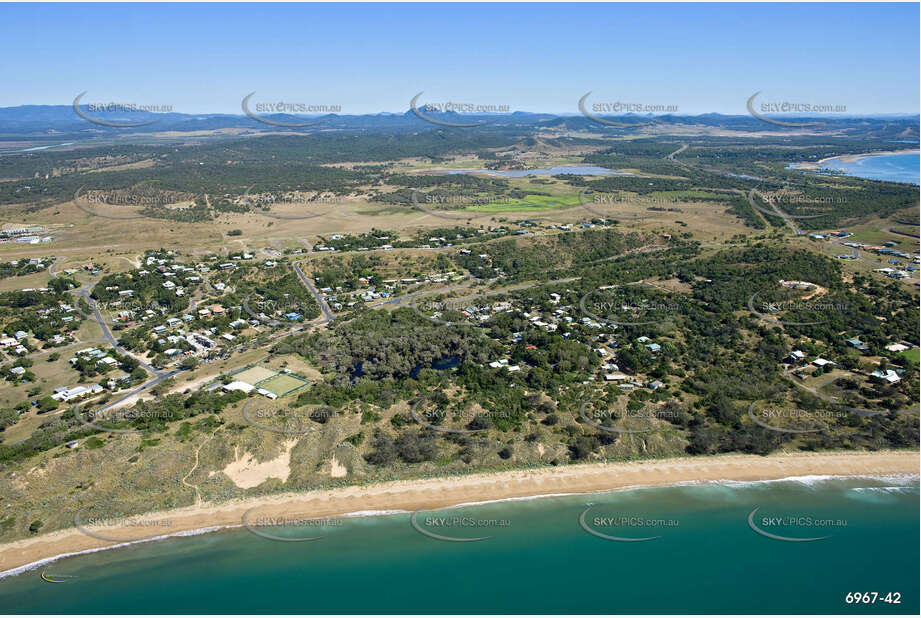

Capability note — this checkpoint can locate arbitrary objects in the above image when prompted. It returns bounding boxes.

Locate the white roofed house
[50,384,104,402]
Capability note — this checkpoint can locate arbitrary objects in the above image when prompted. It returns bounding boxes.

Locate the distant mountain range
[0,104,917,141]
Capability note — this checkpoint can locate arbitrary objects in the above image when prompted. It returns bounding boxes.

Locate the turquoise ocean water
[1,475,918,614]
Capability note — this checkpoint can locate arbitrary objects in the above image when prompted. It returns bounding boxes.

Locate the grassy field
[840,213,921,255]
[0,353,82,410]
[233,365,278,385]
[0,270,53,293]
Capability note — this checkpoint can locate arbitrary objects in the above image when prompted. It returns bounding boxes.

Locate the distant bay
[0,142,74,154]
[791,151,920,185]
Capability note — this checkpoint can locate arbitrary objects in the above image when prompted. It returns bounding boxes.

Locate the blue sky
[0,2,918,114]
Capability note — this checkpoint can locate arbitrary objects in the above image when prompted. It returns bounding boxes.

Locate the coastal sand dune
[220,440,299,489]
[1,450,917,575]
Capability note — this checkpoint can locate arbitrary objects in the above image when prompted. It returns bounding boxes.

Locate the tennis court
[256,372,310,397]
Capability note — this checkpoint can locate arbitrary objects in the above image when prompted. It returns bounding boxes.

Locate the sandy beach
[1,449,917,575]
[793,148,920,170]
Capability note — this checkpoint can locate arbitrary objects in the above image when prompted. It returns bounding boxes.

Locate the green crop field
[466,194,582,212]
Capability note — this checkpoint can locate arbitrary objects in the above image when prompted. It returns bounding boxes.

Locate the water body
[352,356,461,379]
[0,142,74,154]
[790,152,919,185]
[409,354,461,378]
[1,475,917,614]
[355,355,461,380]
[445,166,632,178]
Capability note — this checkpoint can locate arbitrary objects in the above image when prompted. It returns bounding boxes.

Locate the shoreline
[1,450,917,576]
[793,148,919,170]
